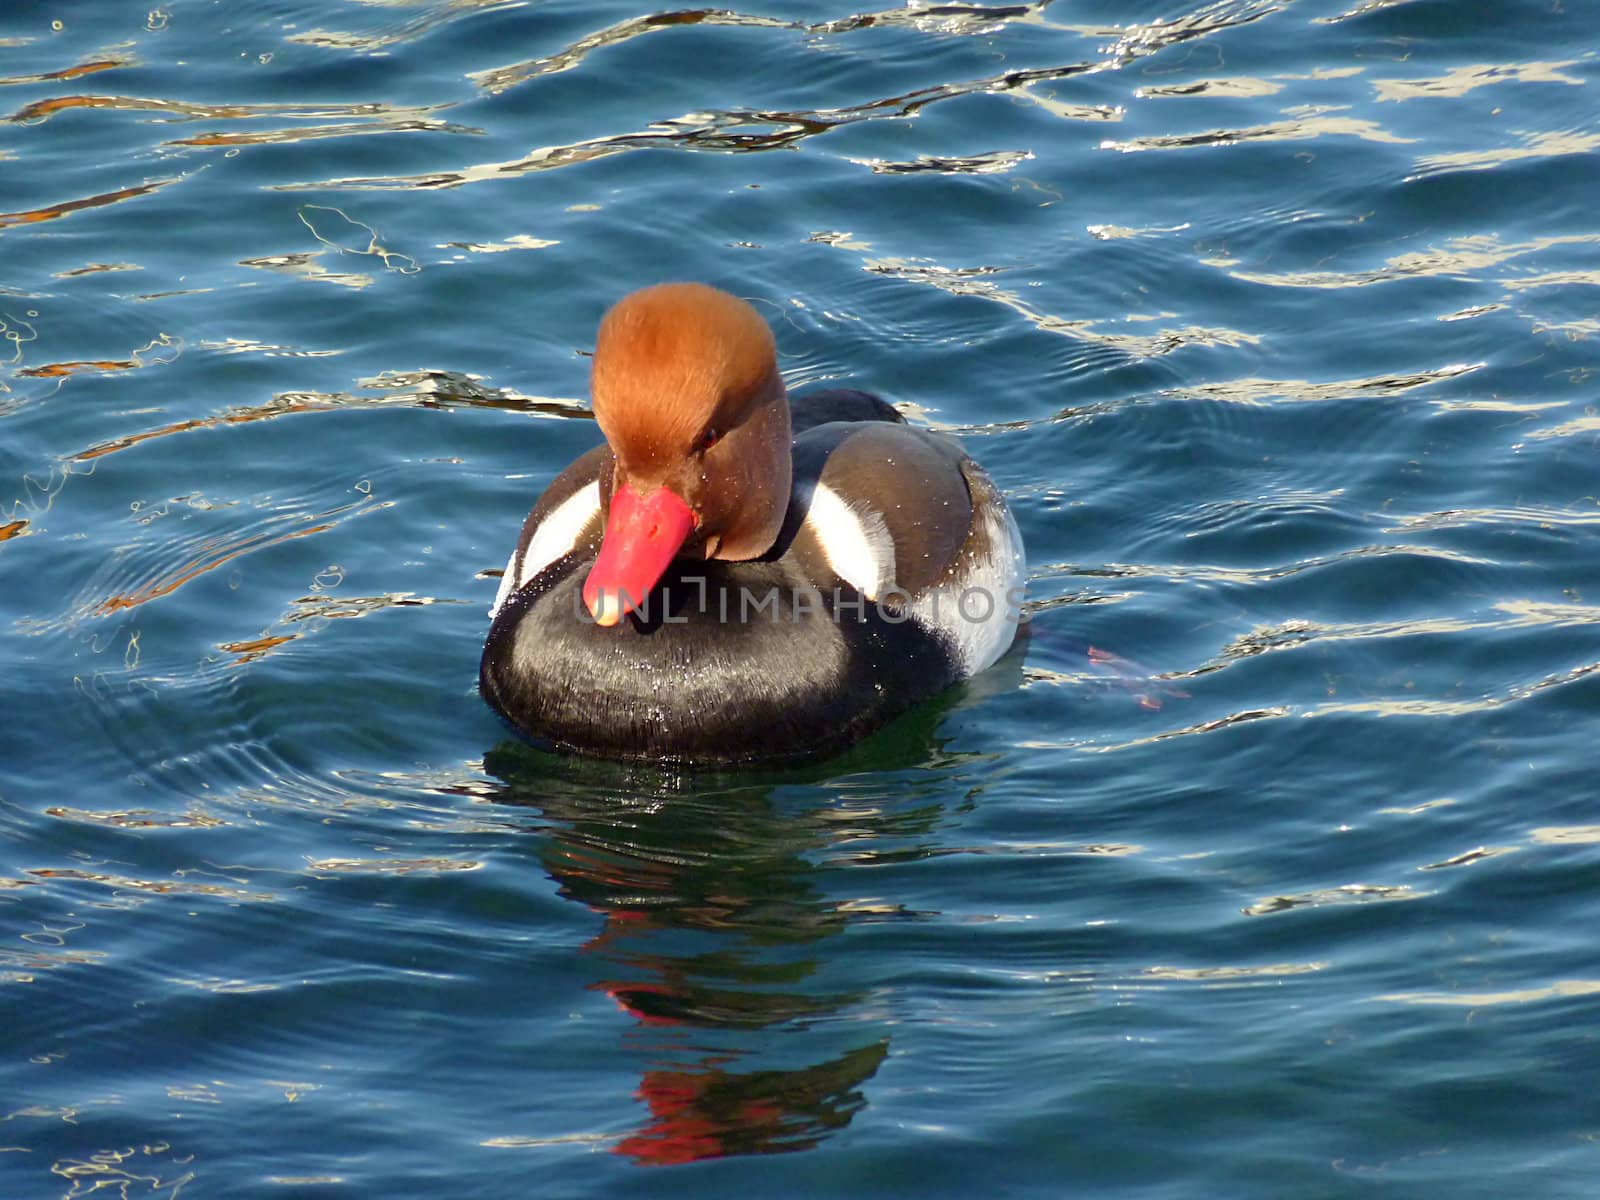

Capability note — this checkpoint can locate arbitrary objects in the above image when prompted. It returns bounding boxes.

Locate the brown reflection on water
[286,0,518,54]
[71,395,335,463]
[97,519,332,615]
[6,89,480,149]
[74,413,236,461]
[220,590,452,666]
[0,178,178,231]
[167,116,481,148]
[16,332,180,388]
[8,94,261,122]
[20,357,143,378]
[468,9,796,95]
[219,633,299,663]
[27,866,275,902]
[465,0,1165,100]
[0,57,131,87]
[44,806,227,829]
[6,93,459,125]
[72,372,580,465]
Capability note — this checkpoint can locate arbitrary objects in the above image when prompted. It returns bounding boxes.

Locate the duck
[480,283,1025,765]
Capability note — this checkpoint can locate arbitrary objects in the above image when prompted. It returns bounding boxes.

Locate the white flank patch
[805,482,894,601]
[911,498,1027,676]
[488,479,600,618]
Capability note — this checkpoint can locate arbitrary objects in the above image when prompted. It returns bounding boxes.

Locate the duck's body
[480,285,1025,765]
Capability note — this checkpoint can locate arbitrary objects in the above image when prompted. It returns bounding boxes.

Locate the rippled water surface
[3,1,1599,1195]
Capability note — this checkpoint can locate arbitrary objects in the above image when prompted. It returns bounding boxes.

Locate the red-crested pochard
[481,283,1025,764]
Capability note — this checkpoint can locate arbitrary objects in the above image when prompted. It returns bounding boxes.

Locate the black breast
[479,552,959,765]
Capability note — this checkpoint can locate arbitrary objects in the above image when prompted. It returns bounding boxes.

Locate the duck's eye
[697,427,721,452]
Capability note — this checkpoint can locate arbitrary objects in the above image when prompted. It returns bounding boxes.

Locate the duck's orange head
[583,283,793,626]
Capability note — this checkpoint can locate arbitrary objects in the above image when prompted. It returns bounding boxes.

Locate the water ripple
[1372,59,1584,103]
[1102,112,1414,153]
[272,0,1296,193]
[0,177,182,232]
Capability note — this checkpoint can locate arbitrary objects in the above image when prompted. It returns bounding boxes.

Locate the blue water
[3,1,1599,1195]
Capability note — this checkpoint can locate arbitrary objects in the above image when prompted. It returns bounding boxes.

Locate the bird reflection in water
[615,1042,889,1166]
[483,732,959,1166]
